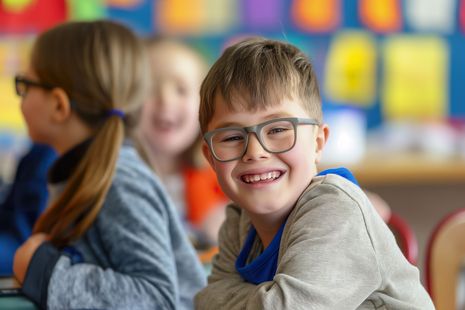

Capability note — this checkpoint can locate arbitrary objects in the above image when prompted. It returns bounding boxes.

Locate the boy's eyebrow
[213,112,295,129]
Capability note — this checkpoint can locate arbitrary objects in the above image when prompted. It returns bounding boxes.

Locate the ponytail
[34,116,124,247]
[29,20,149,247]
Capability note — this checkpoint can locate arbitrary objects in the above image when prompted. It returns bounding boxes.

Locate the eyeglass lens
[15,79,27,97]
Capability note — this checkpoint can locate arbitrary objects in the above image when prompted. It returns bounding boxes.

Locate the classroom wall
[1,0,464,172]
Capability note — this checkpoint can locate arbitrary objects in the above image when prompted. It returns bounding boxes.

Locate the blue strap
[317,167,359,186]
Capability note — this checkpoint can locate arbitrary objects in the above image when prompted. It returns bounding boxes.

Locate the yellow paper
[324,31,377,106]
[382,36,448,120]
[0,38,31,132]
[0,76,25,132]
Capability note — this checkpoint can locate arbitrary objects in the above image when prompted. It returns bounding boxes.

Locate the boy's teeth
[243,171,281,183]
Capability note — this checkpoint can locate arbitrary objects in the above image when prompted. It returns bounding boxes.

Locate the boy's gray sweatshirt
[195,174,434,309]
[22,144,206,309]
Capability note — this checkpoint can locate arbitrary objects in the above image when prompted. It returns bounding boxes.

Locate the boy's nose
[242,133,270,162]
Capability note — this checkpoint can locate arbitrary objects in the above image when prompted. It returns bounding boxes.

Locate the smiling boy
[195,38,433,309]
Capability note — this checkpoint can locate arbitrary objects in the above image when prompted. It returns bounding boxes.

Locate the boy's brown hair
[199,37,322,133]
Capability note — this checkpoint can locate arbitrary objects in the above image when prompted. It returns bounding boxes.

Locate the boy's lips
[240,169,284,184]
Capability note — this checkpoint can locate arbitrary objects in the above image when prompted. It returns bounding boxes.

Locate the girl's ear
[315,124,329,164]
[202,141,215,169]
[50,88,73,123]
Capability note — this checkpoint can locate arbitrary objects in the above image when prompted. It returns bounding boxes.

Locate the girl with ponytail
[12,20,205,309]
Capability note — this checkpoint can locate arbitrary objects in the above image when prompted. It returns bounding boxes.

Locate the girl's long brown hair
[32,20,150,247]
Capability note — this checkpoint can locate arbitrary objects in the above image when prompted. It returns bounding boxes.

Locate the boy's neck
[247,206,293,249]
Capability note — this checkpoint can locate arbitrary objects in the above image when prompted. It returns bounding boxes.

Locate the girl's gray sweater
[22,144,206,309]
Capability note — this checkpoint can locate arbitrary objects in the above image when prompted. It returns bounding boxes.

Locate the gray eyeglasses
[203,117,320,162]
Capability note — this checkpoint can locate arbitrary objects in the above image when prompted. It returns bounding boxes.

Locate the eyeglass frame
[203,117,320,162]
[14,75,54,98]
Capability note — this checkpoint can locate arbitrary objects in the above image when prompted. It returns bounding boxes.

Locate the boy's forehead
[208,91,311,129]
[212,89,307,113]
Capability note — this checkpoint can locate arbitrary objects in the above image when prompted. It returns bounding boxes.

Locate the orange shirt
[184,166,228,226]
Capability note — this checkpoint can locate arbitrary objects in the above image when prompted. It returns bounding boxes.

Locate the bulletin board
[1,0,464,132]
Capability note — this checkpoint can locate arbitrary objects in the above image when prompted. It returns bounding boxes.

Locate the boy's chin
[239,198,290,215]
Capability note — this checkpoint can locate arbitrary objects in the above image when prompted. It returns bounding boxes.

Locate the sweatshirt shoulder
[300,173,369,207]
[115,145,155,181]
[103,145,170,216]
[292,173,376,224]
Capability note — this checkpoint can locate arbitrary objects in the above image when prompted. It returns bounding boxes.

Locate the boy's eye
[267,127,289,135]
[264,120,294,136]
[221,135,244,143]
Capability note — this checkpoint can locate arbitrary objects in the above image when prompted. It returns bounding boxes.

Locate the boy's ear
[49,88,73,123]
[315,124,329,164]
[202,141,215,169]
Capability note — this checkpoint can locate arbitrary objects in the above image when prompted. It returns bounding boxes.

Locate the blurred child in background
[138,37,228,246]
[12,20,205,309]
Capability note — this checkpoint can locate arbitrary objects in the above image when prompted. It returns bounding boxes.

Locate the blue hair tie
[107,109,125,119]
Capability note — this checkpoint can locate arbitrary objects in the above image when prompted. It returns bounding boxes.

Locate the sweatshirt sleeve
[45,181,179,309]
[195,205,256,309]
[196,183,383,310]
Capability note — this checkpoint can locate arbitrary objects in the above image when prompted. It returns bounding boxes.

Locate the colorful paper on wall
[68,0,106,20]
[0,76,24,131]
[242,0,282,30]
[0,38,32,131]
[406,0,456,33]
[291,0,340,33]
[359,0,402,33]
[0,0,67,33]
[155,0,205,34]
[324,31,377,106]
[156,0,236,35]
[382,36,448,120]
[203,0,236,34]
